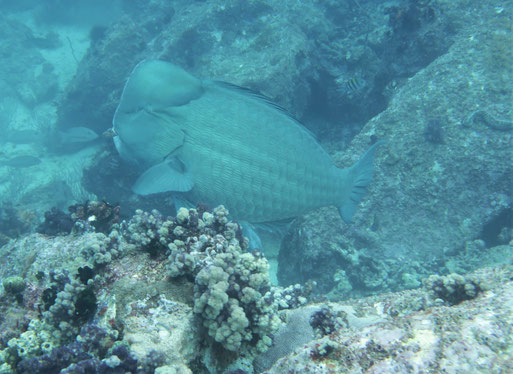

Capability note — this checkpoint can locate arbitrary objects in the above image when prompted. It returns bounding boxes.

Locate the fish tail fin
[338,140,386,223]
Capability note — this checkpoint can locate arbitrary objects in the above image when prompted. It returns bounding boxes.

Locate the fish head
[117,60,204,110]
[113,60,204,165]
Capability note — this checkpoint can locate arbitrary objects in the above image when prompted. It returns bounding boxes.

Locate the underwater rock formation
[0,205,310,373]
[278,207,418,298]
[278,0,513,297]
[37,207,74,236]
[264,265,513,373]
[0,204,34,246]
[0,204,512,373]
[335,0,513,263]
[0,15,59,108]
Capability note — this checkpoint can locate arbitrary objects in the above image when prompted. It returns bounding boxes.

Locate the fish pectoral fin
[132,159,193,195]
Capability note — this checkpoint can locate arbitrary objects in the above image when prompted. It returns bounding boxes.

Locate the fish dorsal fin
[132,157,193,195]
[211,80,318,140]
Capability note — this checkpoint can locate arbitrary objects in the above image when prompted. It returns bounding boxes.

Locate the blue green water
[0,0,511,373]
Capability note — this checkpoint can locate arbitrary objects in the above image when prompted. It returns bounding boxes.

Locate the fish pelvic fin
[133,157,193,195]
[338,140,386,223]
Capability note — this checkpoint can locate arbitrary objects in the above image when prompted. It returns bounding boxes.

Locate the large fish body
[113,60,380,223]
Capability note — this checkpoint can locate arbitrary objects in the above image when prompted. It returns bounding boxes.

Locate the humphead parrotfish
[113,60,383,224]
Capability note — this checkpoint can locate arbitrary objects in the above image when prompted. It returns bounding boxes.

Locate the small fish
[345,77,364,91]
[113,60,383,224]
[336,76,366,95]
[0,155,41,168]
[58,127,99,144]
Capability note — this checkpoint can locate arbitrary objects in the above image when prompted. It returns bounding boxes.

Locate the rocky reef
[0,205,511,373]
[1,0,510,280]
[34,0,511,302]
[0,0,511,372]
[277,0,513,298]
[0,205,313,373]
[263,265,513,373]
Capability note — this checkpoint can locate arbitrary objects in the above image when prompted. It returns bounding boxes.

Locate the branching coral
[123,206,279,355]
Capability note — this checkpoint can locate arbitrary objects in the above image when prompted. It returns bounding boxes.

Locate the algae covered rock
[2,276,25,297]
[265,266,513,373]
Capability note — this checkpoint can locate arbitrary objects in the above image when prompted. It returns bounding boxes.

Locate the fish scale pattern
[181,84,341,222]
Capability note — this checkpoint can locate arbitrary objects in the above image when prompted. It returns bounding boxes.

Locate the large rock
[339,3,512,260]
[279,1,513,295]
[266,265,513,373]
